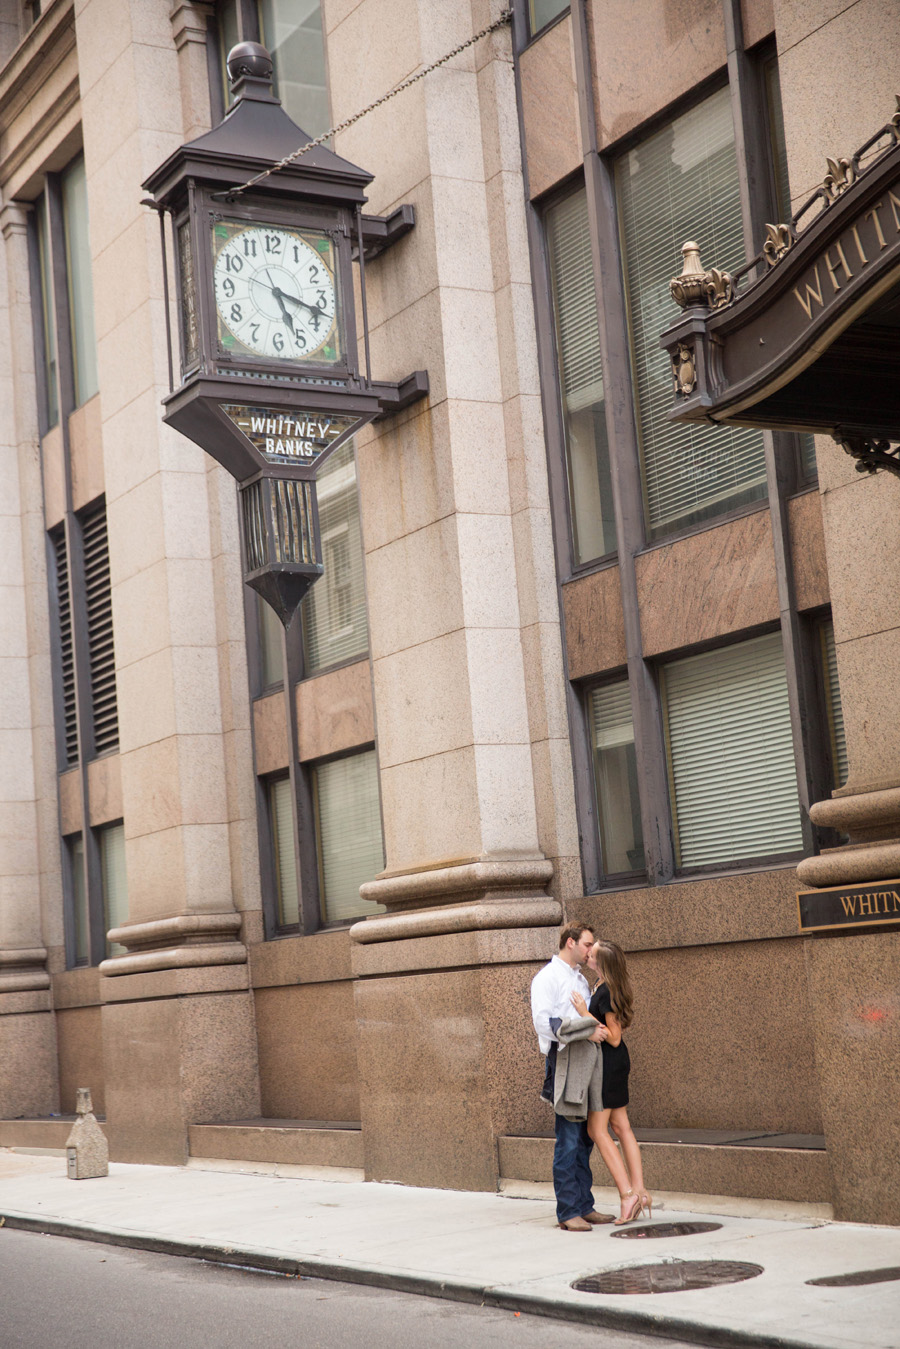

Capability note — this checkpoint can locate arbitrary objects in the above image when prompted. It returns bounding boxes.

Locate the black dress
[589,982,631,1109]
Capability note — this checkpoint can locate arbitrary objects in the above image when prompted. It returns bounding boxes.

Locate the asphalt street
[0,1227,700,1349]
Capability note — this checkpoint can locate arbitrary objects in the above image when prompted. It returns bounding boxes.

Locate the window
[313,750,385,924]
[617,86,767,538]
[52,529,78,767]
[61,156,99,407]
[662,632,803,868]
[216,1,330,138]
[588,681,645,877]
[268,776,300,927]
[820,620,849,789]
[257,592,284,688]
[100,823,128,957]
[528,0,568,36]
[546,187,616,565]
[301,440,368,673]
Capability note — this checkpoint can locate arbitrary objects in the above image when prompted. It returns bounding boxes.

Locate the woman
[571,939,650,1225]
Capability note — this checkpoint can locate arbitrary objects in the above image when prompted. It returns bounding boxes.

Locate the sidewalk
[2,1148,898,1349]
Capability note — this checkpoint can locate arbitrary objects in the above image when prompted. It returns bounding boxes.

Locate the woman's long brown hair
[593,940,634,1029]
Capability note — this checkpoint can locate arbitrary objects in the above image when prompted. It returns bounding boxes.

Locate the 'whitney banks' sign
[797,881,900,933]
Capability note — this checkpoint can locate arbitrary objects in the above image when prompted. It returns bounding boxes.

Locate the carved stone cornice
[170,1,215,52]
[355,857,555,927]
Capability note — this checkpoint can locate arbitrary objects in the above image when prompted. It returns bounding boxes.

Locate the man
[531,922,610,1232]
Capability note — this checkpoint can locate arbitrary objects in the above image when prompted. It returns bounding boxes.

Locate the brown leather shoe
[558,1216,592,1231]
[582,1210,614,1225]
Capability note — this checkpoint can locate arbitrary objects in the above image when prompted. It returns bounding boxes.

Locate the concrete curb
[0,1209,829,1349]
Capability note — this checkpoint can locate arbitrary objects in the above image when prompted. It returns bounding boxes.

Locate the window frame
[309,742,385,930]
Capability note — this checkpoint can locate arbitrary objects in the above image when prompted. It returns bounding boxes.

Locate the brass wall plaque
[220,402,361,467]
[797,881,900,932]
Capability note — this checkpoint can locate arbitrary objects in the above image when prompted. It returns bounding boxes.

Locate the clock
[211,219,341,365]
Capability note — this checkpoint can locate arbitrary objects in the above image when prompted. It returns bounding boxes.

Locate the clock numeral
[242,237,258,258]
[309,264,319,282]
[222,277,235,298]
[309,312,321,333]
[230,303,243,323]
[249,324,260,342]
[265,233,281,254]
[224,252,244,273]
[316,290,328,310]
[292,245,301,263]
[273,331,285,353]
[295,331,307,350]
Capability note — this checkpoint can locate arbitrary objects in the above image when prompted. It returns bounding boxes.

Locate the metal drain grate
[611,1222,723,1240]
[573,1259,764,1295]
[808,1266,900,1288]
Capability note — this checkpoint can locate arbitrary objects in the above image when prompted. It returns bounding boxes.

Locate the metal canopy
[660,101,900,465]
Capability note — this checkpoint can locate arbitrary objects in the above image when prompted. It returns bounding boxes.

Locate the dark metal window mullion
[571,0,675,886]
[46,173,104,962]
[724,0,821,856]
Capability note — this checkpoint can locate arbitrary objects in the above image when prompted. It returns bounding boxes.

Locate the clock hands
[258,270,327,330]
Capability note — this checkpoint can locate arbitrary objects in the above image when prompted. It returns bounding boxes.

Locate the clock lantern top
[142,43,425,487]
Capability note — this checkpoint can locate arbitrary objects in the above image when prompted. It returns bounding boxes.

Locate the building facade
[1,0,897,1224]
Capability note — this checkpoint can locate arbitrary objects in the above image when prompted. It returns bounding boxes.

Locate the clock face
[211,221,341,364]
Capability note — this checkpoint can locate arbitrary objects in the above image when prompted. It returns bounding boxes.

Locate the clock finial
[227,41,274,93]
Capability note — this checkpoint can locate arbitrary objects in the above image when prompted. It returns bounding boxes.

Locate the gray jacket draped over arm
[552,1014,604,1121]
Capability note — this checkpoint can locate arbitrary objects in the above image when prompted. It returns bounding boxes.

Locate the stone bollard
[65,1088,109,1179]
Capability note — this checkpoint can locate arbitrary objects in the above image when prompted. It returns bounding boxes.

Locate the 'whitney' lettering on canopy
[793,189,900,320]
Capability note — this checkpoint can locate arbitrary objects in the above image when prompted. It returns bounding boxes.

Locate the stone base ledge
[105,912,243,957]
[352,896,562,946]
[0,990,52,1016]
[797,839,900,887]
[99,962,250,1003]
[352,924,560,978]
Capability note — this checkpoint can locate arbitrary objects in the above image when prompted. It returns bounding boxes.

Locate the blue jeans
[553,1113,594,1223]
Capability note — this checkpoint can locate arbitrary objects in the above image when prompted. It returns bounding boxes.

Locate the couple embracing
[530,922,650,1232]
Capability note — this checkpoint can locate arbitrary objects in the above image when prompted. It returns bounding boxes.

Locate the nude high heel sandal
[641,1191,653,1219]
[614,1189,643,1226]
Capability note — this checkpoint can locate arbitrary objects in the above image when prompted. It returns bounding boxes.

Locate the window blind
[663,632,803,866]
[53,530,78,766]
[82,505,119,756]
[314,750,385,924]
[302,441,368,673]
[269,776,300,927]
[589,681,645,874]
[617,86,767,536]
[545,187,615,563]
[100,823,128,956]
[821,621,849,787]
[257,592,284,689]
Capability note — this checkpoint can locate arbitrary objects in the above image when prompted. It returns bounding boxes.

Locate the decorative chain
[219,8,513,201]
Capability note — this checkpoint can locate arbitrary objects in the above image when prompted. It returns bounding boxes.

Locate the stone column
[326,0,576,1188]
[777,0,900,1223]
[74,0,259,1162]
[0,204,60,1116]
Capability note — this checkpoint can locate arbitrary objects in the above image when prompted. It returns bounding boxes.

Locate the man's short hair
[559,921,594,950]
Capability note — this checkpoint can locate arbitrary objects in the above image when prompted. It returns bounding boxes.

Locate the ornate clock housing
[142,42,426,626]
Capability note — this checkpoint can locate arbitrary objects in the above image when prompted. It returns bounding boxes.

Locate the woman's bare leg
[609,1108,645,1201]
[586,1108,632,1201]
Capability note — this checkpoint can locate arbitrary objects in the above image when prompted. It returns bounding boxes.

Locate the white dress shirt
[531,954,591,1055]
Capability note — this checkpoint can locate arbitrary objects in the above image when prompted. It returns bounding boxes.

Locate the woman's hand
[570,991,589,1017]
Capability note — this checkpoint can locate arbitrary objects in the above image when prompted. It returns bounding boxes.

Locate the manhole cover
[610,1222,722,1240]
[573,1259,764,1295]
[807,1266,900,1288]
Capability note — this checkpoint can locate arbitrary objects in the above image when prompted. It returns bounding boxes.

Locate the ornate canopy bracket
[835,430,900,478]
[669,241,734,311]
